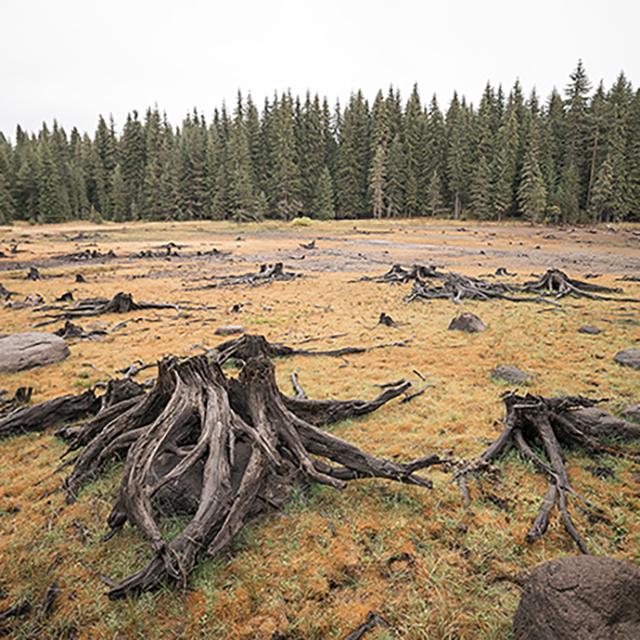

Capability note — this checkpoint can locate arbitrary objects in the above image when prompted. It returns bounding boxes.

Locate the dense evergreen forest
[0,61,638,225]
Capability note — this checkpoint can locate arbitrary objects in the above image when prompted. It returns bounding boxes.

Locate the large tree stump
[3,335,440,598]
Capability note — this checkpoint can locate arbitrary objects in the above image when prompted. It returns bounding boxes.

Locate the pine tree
[590,155,614,222]
[518,118,547,221]
[446,93,468,218]
[121,111,146,217]
[403,84,423,215]
[226,105,256,220]
[110,164,126,221]
[270,93,302,219]
[470,154,492,218]
[312,166,335,220]
[336,91,370,218]
[369,145,386,218]
[560,60,592,218]
[427,170,444,216]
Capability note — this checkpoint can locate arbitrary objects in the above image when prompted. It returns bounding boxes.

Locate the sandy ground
[0,218,639,639]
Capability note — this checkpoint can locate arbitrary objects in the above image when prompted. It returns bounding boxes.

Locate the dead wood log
[523,269,640,301]
[55,249,116,262]
[406,271,542,304]
[211,333,408,364]
[20,339,440,599]
[33,292,182,324]
[53,320,107,340]
[0,389,100,439]
[188,262,303,290]
[0,387,33,418]
[455,393,640,553]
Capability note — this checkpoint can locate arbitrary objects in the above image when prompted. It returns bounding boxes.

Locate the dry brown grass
[0,218,639,639]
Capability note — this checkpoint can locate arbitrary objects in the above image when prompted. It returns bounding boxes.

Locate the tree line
[0,61,638,225]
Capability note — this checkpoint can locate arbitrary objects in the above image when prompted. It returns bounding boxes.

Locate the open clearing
[1,218,639,639]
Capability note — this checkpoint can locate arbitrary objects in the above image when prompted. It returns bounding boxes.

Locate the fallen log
[0,388,100,439]
[455,392,640,552]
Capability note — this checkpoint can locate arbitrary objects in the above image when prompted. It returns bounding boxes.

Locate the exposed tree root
[356,263,443,284]
[345,611,390,639]
[3,336,439,598]
[455,392,640,552]
[0,389,100,439]
[406,272,540,304]
[523,269,640,301]
[360,264,640,304]
[210,333,408,363]
[33,292,213,326]
[188,262,303,290]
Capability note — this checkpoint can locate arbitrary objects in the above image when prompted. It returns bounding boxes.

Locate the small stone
[578,325,601,335]
[491,365,531,384]
[448,312,486,333]
[214,325,245,336]
[614,348,640,370]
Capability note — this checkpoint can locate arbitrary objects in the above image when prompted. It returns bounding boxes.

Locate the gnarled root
[455,392,640,552]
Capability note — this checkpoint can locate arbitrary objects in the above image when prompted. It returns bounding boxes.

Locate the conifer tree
[336,91,370,218]
[446,93,467,218]
[590,155,614,222]
[470,154,492,218]
[386,134,405,216]
[270,93,302,219]
[110,164,127,221]
[312,166,335,220]
[369,145,386,218]
[518,118,547,221]
[427,170,444,216]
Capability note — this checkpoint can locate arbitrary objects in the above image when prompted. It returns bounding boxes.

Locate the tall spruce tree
[312,166,335,220]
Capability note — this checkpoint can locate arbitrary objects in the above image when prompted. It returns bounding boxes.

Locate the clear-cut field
[0,218,639,639]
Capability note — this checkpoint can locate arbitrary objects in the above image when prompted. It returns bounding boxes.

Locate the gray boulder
[448,312,486,333]
[615,348,640,370]
[513,556,640,640]
[0,332,70,373]
[578,325,601,335]
[491,365,531,384]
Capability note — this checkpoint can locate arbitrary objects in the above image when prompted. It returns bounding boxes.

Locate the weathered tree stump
[455,392,640,552]
[2,335,439,598]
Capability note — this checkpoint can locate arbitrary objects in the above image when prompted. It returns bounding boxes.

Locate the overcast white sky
[1,0,638,137]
